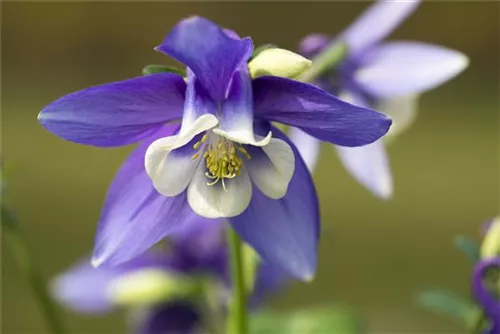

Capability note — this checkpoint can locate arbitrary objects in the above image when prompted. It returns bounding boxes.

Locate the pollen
[204,137,251,191]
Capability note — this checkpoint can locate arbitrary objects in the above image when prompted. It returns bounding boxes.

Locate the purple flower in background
[38,17,391,280]
[294,0,468,197]
[472,257,500,334]
[52,221,288,334]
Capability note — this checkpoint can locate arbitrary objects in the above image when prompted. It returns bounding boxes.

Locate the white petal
[187,164,252,219]
[335,140,392,199]
[145,114,218,196]
[288,127,321,173]
[376,95,419,141]
[246,137,295,199]
[212,128,272,147]
[355,42,469,98]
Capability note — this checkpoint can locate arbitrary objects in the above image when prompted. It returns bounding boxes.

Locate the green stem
[226,225,247,334]
[299,41,348,83]
[2,209,66,334]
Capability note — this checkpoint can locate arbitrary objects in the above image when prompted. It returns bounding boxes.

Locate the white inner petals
[246,137,295,199]
[145,114,218,196]
[144,113,296,219]
[213,128,272,147]
[187,161,252,218]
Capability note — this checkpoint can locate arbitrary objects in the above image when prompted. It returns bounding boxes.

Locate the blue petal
[229,126,319,281]
[52,258,118,313]
[472,258,500,332]
[355,42,469,98]
[156,16,253,103]
[92,125,212,268]
[38,74,186,147]
[341,0,420,54]
[181,69,217,128]
[134,302,201,334]
[219,67,254,135]
[52,253,169,313]
[253,76,392,147]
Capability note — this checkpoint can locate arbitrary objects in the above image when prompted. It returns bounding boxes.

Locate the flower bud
[108,269,194,306]
[480,217,500,259]
[248,48,312,80]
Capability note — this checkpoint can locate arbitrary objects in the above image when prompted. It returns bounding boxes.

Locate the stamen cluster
[191,133,251,190]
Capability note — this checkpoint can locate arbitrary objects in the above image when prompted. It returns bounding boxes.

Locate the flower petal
[229,126,319,281]
[376,94,419,141]
[92,126,213,268]
[187,164,252,219]
[181,69,218,130]
[336,140,392,199]
[156,16,253,102]
[355,42,469,98]
[288,127,321,172]
[334,90,392,199]
[51,258,118,313]
[245,137,295,199]
[145,114,218,197]
[253,76,392,147]
[341,0,421,54]
[38,74,186,147]
[133,302,201,334]
[52,253,169,313]
[214,68,271,146]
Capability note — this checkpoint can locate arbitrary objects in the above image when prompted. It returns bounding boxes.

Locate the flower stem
[299,41,348,83]
[226,225,247,334]
[2,209,66,334]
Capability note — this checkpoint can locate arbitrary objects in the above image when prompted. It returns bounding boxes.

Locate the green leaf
[250,44,277,61]
[142,64,186,77]
[416,288,475,323]
[453,235,480,262]
[251,305,363,334]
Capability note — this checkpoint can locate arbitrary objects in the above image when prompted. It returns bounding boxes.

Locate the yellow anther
[201,134,208,143]
[191,152,200,160]
[193,141,201,149]
[204,137,245,189]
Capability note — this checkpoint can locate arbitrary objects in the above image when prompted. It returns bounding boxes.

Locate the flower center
[191,133,251,191]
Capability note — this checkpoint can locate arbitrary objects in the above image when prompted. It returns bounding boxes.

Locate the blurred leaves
[416,288,477,325]
[142,64,186,77]
[250,305,363,334]
[453,235,480,262]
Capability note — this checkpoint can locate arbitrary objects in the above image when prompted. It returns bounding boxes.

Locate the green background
[2,2,499,333]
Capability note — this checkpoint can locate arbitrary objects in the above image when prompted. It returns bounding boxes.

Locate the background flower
[295,0,469,199]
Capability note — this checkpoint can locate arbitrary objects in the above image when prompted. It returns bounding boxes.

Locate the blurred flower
[52,220,288,334]
[481,218,500,259]
[38,16,391,280]
[294,0,468,197]
[472,257,500,334]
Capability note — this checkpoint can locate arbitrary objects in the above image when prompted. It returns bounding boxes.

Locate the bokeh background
[2,2,499,333]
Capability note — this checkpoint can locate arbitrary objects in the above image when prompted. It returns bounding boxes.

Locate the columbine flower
[52,221,287,334]
[38,16,391,279]
[293,0,468,197]
[472,257,500,334]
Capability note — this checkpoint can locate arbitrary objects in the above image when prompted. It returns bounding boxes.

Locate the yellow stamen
[203,137,251,190]
[191,152,200,160]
